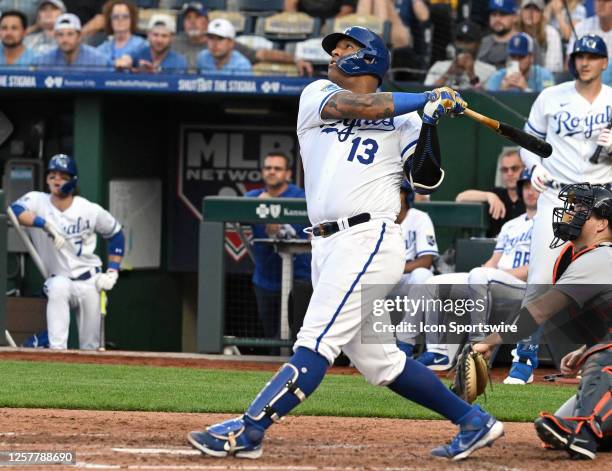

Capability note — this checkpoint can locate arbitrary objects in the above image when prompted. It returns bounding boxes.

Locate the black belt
[312,213,371,238]
[71,267,101,281]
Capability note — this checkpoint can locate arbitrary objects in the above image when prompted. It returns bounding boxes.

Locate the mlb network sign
[178,125,298,220]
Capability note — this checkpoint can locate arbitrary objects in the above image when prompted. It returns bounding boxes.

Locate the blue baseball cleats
[431,405,504,460]
[188,417,264,459]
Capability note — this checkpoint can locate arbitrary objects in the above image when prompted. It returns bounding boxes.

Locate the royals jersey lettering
[297,79,422,224]
[523,82,612,184]
[495,213,533,270]
[15,191,121,278]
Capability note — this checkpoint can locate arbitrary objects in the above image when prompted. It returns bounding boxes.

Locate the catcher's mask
[551,183,612,248]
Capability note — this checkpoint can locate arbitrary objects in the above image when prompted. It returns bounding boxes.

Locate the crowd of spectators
[0,0,609,86]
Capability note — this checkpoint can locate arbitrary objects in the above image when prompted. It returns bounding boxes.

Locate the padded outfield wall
[0,74,538,350]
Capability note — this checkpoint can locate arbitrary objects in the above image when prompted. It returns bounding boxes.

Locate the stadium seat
[236,35,274,51]
[292,37,327,64]
[202,0,228,9]
[209,10,251,34]
[328,14,390,45]
[236,0,284,14]
[252,62,299,76]
[258,12,320,42]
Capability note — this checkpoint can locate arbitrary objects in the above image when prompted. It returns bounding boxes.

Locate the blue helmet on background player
[568,34,608,79]
[47,153,78,195]
[322,26,390,84]
[516,167,531,192]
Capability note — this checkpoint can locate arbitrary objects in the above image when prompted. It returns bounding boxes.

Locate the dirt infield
[1,408,609,470]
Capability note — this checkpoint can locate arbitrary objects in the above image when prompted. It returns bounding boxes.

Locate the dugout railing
[0,190,6,345]
[197,196,489,353]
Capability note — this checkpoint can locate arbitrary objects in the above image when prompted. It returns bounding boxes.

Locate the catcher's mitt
[450,344,491,403]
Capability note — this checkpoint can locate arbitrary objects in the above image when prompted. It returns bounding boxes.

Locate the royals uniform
[13,191,122,349]
[397,213,533,352]
[293,79,422,385]
[521,81,612,299]
[398,208,438,285]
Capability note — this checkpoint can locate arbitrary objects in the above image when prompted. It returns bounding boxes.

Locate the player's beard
[493,26,512,37]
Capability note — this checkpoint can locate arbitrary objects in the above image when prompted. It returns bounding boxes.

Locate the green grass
[0,360,575,422]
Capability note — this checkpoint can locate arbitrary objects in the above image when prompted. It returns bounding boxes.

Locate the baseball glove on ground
[450,344,491,403]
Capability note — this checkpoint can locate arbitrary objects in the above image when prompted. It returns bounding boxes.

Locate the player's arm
[404,255,434,273]
[9,202,65,249]
[321,87,464,120]
[482,251,501,268]
[502,264,528,282]
[96,229,125,292]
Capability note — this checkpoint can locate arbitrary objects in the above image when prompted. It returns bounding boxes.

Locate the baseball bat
[99,290,107,352]
[463,108,553,159]
[589,120,612,164]
[6,207,49,279]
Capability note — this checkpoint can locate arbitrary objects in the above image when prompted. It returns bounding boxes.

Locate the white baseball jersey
[399,208,438,262]
[296,79,422,225]
[522,81,612,184]
[15,192,121,278]
[494,213,533,270]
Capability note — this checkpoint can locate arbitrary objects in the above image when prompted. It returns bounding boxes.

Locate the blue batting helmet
[47,154,78,194]
[322,26,390,84]
[516,167,531,191]
[568,34,608,79]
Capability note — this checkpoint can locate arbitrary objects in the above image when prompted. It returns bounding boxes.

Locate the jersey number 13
[347,138,378,165]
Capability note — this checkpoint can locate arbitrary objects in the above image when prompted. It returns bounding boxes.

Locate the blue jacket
[245,184,311,291]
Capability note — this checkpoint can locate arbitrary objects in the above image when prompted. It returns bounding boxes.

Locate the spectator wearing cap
[33,13,110,68]
[566,0,612,59]
[196,18,251,75]
[477,0,519,69]
[544,0,586,42]
[123,14,187,73]
[517,0,563,73]
[24,0,65,55]
[284,0,356,20]
[174,3,312,76]
[425,20,496,89]
[0,10,36,66]
[486,32,555,92]
[96,1,145,66]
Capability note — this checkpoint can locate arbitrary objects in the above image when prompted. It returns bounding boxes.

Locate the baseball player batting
[506,34,612,384]
[9,154,125,350]
[188,26,503,460]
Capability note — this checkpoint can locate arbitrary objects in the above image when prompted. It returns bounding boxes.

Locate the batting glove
[596,128,612,154]
[43,221,66,250]
[96,270,118,291]
[422,87,467,125]
[530,164,552,193]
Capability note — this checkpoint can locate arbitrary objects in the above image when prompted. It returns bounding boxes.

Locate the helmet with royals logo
[568,34,608,79]
[322,26,390,85]
[47,153,78,194]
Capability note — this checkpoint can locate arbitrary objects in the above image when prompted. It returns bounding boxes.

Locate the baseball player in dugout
[474,183,612,460]
[503,33,612,385]
[8,154,125,350]
[188,26,504,460]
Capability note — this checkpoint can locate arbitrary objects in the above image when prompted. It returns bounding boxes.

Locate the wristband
[108,261,121,271]
[33,216,46,228]
[392,92,429,116]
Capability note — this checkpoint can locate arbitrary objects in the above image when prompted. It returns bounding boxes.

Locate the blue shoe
[431,406,504,460]
[416,351,450,371]
[503,345,538,384]
[187,417,264,459]
[396,341,414,358]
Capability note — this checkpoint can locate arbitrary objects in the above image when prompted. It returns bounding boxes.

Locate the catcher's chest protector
[552,242,612,284]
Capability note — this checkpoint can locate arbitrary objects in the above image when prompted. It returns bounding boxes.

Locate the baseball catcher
[474,183,612,459]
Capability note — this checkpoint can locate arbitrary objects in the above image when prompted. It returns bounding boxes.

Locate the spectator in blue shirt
[34,13,111,69]
[123,13,187,73]
[246,152,311,345]
[486,32,555,92]
[196,18,252,75]
[0,10,36,66]
[96,0,145,66]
